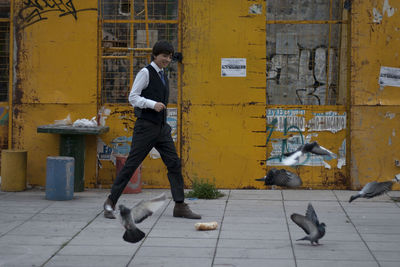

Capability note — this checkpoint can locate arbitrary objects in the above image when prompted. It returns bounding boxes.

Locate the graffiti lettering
[18,0,97,29]
[267,47,337,105]
[266,117,306,165]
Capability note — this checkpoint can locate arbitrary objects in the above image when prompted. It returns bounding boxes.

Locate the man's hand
[154,102,166,112]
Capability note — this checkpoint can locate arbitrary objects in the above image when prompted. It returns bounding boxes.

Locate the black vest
[134,65,169,124]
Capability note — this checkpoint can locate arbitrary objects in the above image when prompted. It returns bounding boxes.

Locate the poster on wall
[221,58,246,77]
[379,66,400,87]
[97,108,178,162]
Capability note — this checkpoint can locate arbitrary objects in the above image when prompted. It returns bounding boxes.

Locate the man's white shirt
[128,61,163,110]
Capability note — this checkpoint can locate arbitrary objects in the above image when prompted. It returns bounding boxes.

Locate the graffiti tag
[18,0,97,29]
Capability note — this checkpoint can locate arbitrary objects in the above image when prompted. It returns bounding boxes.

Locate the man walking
[103,40,201,220]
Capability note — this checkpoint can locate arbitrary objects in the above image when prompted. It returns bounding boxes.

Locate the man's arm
[128,68,157,109]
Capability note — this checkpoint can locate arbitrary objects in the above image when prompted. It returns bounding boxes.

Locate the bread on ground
[194,221,218,231]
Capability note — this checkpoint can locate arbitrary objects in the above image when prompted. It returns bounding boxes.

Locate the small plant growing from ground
[185,178,225,199]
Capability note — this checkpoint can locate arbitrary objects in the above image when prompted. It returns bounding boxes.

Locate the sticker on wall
[379,66,400,87]
[267,109,306,132]
[221,58,246,77]
[149,147,161,159]
[249,4,262,14]
[383,0,395,17]
[307,111,346,133]
[0,107,9,126]
[97,138,112,161]
[167,108,177,142]
[337,139,346,169]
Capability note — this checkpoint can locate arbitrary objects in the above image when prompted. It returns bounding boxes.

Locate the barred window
[0,0,10,102]
[100,0,179,104]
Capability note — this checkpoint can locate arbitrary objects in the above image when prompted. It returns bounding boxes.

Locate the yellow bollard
[1,150,27,191]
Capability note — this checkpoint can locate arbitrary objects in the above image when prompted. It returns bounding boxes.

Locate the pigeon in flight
[282,141,337,166]
[119,193,167,243]
[255,168,302,188]
[291,203,326,245]
[349,181,393,203]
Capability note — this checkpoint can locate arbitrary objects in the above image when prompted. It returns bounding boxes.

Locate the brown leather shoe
[103,197,116,219]
[173,203,201,219]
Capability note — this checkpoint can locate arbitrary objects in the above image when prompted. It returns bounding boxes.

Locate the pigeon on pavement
[291,202,326,245]
[119,193,167,243]
[282,141,337,166]
[349,181,393,203]
[255,168,302,188]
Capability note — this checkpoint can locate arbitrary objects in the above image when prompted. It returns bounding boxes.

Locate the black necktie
[159,70,166,86]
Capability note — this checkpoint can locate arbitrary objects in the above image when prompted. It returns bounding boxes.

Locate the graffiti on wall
[267,46,337,105]
[266,108,346,168]
[0,107,8,126]
[97,108,178,164]
[0,107,8,149]
[18,0,97,29]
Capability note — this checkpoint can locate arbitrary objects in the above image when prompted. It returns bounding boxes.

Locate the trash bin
[59,135,85,192]
[1,150,27,192]
[116,155,142,194]
[45,156,75,200]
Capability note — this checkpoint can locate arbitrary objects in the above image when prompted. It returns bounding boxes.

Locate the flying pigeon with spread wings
[291,203,326,245]
[119,193,167,243]
[282,141,336,166]
[349,181,393,203]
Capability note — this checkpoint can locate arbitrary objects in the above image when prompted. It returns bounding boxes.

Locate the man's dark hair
[152,40,174,57]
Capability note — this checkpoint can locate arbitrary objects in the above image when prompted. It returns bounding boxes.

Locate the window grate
[100,0,179,104]
[0,1,10,102]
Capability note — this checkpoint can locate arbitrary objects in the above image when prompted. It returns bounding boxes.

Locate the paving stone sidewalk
[1,188,400,267]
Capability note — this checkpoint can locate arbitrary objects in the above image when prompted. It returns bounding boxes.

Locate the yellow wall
[180,0,266,188]
[6,0,400,190]
[13,0,99,186]
[351,0,400,189]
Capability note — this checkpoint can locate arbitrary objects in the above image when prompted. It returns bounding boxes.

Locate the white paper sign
[221,58,246,77]
[379,66,400,87]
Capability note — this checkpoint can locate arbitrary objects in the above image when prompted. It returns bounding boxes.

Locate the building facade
[0,0,399,190]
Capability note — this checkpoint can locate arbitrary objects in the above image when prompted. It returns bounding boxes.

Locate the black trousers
[108,119,184,204]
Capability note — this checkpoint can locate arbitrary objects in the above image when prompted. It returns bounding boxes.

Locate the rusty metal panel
[352,0,400,105]
[14,0,98,104]
[351,106,400,190]
[350,0,400,190]
[266,105,347,189]
[181,0,266,188]
[182,104,265,188]
[11,0,99,187]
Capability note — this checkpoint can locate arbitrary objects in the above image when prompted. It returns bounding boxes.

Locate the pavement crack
[333,190,381,267]
[125,197,172,267]
[41,209,104,267]
[0,202,53,238]
[281,190,298,267]
[211,189,230,267]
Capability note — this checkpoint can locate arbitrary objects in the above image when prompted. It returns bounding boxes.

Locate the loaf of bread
[194,221,218,231]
